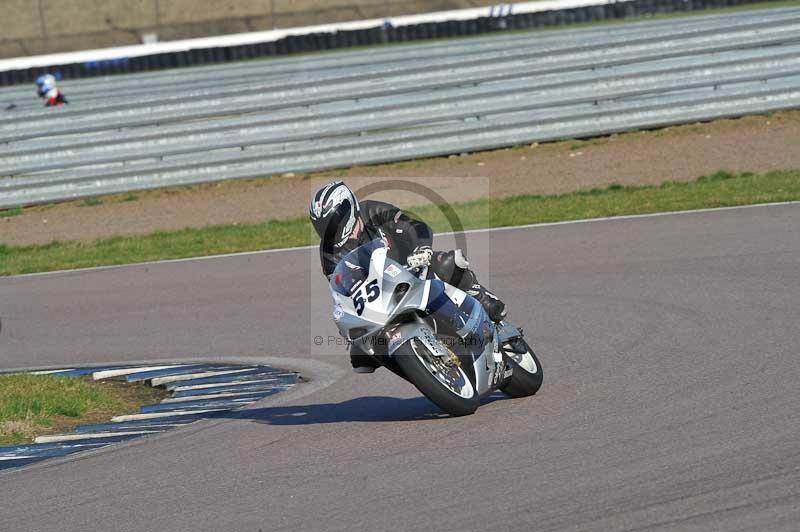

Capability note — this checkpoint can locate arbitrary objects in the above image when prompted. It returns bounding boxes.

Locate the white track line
[92,365,188,380]
[29,369,77,375]
[0,455,37,461]
[150,368,259,387]
[8,201,799,279]
[161,389,284,403]
[34,431,161,443]
[80,423,186,431]
[110,409,228,422]
[461,201,800,236]
[171,375,294,392]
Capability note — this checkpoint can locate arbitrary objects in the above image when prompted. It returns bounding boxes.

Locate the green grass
[0,374,164,445]
[80,197,103,207]
[1,170,798,276]
[406,170,800,231]
[118,193,139,203]
[0,207,23,218]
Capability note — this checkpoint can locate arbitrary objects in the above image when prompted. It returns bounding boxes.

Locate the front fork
[471,326,509,395]
[482,321,528,392]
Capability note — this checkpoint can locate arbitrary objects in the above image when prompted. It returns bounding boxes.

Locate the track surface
[2,205,799,531]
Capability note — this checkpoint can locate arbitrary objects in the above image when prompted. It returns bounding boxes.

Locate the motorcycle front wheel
[499,337,543,398]
[394,338,479,416]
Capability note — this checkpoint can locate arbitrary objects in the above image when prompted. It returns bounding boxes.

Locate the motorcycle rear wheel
[394,338,479,416]
[499,337,543,398]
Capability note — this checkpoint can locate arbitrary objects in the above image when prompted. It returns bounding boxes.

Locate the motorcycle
[329,238,543,416]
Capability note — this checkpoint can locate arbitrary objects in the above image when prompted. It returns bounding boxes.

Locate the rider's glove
[406,245,433,269]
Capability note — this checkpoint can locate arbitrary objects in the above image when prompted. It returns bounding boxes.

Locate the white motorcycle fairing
[329,239,507,398]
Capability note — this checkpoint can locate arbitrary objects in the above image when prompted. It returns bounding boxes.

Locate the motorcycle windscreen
[330,239,388,297]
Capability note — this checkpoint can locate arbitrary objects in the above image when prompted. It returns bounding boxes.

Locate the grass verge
[0,170,798,276]
[0,374,166,446]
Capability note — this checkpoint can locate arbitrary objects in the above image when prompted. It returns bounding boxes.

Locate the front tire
[394,338,479,416]
[500,337,543,398]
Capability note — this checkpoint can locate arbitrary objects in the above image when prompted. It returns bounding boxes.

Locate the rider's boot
[431,250,507,323]
[466,283,507,323]
[350,346,380,374]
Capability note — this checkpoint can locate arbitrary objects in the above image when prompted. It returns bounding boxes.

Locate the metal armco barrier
[1,8,799,208]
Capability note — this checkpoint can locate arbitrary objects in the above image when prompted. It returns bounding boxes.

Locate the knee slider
[431,250,474,289]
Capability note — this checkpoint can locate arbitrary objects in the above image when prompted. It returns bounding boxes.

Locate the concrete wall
[1,0,500,58]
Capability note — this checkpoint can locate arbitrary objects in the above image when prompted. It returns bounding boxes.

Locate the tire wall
[1,0,503,59]
[0,0,774,86]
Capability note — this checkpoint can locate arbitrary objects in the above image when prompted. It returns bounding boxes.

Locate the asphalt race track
[2,204,799,531]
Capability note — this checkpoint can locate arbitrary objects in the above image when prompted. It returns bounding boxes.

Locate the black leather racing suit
[320,200,430,275]
[319,199,495,292]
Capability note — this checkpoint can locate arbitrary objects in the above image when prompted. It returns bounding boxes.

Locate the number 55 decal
[353,279,381,316]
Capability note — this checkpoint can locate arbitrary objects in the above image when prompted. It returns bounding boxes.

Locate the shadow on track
[226,393,511,426]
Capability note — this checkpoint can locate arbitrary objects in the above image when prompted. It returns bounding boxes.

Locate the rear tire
[394,338,479,417]
[500,337,543,398]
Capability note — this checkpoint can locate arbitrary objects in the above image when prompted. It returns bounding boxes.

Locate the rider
[309,181,507,373]
[35,74,68,107]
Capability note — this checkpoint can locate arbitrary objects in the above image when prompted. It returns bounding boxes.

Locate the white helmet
[35,74,56,97]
